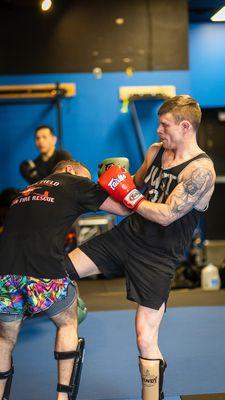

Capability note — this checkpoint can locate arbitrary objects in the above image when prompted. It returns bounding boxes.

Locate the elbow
[158,214,174,227]
[159,219,171,227]
[161,206,175,226]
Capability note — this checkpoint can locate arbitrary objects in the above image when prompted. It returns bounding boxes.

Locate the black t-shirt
[118,146,210,270]
[34,150,72,181]
[0,173,108,278]
[20,149,72,184]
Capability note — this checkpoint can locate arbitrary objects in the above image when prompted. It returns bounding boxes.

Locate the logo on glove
[127,189,142,201]
[108,173,126,190]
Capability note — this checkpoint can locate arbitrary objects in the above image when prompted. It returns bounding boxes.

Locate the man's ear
[181,120,191,131]
[65,165,75,174]
[53,135,57,146]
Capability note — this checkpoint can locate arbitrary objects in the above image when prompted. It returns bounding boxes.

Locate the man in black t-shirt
[0,159,127,400]
[20,125,72,184]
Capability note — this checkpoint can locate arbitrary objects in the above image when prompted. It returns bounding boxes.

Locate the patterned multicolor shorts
[0,274,71,317]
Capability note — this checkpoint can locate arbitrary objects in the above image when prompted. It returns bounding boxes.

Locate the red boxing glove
[98,164,145,209]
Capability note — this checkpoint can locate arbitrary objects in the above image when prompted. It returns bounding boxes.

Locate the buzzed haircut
[158,95,202,131]
[52,159,89,174]
[35,125,55,137]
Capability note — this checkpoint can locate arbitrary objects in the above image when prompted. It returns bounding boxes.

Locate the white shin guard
[139,357,166,400]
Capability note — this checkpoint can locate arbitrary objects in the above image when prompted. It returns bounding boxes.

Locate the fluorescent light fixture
[218,111,225,121]
[211,6,225,21]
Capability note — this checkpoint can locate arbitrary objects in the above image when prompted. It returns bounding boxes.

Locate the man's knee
[136,306,164,353]
[50,297,78,329]
[0,321,21,348]
[137,330,158,354]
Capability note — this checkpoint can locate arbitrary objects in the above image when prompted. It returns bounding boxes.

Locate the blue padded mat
[11,307,225,399]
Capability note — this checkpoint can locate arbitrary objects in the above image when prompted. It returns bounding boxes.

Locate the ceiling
[1,0,225,22]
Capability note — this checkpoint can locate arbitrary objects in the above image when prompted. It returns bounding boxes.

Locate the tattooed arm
[136,158,216,226]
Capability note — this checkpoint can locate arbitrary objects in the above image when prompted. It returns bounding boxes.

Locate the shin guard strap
[1,363,14,400]
[54,350,78,360]
[57,383,73,393]
[0,366,14,380]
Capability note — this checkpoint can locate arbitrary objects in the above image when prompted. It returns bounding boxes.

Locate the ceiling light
[103,58,112,64]
[211,6,225,21]
[115,18,124,25]
[123,57,132,63]
[41,0,52,12]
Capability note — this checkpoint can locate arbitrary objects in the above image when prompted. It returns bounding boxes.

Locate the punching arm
[99,196,132,216]
[98,160,215,226]
[136,160,215,226]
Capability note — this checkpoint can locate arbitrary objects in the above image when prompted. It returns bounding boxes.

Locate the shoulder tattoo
[183,168,213,196]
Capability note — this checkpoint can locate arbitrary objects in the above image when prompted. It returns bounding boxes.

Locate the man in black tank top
[69,96,216,400]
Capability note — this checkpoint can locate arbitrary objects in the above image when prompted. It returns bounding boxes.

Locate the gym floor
[78,277,225,311]
[11,277,225,400]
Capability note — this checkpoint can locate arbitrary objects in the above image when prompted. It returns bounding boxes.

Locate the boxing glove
[98,164,144,210]
[20,160,39,183]
[98,157,129,177]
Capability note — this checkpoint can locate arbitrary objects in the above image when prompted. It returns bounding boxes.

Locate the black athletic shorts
[79,225,175,310]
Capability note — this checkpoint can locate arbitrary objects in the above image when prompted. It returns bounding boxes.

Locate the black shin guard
[0,360,14,400]
[159,359,167,399]
[139,357,166,400]
[54,337,85,400]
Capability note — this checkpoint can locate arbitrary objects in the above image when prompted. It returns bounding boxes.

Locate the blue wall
[1,22,225,191]
[189,23,225,107]
[0,71,189,190]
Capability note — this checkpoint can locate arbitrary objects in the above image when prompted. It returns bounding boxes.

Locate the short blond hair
[158,95,202,131]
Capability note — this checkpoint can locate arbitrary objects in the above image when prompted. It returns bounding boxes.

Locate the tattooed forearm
[136,164,215,226]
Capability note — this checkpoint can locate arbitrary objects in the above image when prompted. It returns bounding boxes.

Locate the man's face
[35,128,56,155]
[157,112,184,150]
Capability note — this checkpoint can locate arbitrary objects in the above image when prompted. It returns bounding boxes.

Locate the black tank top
[118,146,210,270]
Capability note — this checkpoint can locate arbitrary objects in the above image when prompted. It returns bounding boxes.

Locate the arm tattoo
[168,167,214,216]
[183,168,212,196]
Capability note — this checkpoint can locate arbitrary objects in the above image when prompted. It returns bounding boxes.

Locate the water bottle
[201,263,221,290]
